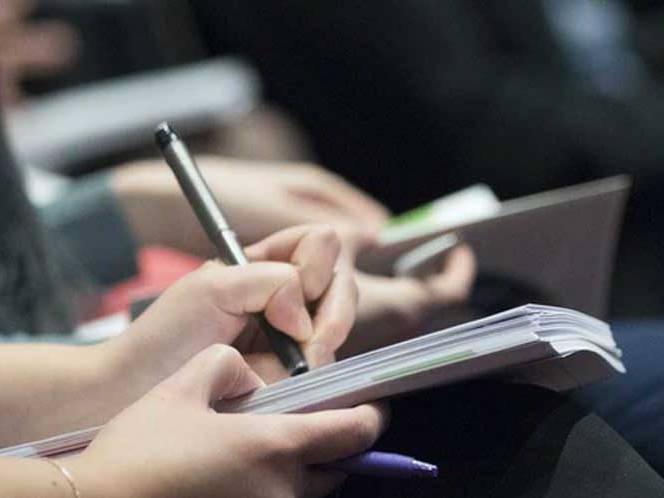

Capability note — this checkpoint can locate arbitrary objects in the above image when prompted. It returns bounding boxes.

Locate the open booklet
[359,176,631,318]
[1,304,623,459]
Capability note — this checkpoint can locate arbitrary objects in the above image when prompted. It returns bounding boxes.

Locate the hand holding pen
[156,122,362,376]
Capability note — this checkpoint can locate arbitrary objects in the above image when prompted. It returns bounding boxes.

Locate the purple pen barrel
[325,452,439,479]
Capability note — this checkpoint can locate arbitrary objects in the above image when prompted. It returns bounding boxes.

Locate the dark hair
[0,125,72,334]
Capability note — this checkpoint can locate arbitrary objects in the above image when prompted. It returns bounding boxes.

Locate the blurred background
[4,0,664,319]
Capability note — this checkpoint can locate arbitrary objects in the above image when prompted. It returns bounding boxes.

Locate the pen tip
[290,361,309,376]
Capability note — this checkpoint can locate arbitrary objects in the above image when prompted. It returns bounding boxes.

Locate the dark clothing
[188,0,664,316]
[574,320,664,475]
[342,383,664,498]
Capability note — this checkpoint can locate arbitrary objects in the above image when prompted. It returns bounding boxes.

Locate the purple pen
[322,451,439,479]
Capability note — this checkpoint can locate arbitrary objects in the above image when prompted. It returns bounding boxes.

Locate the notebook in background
[359,176,631,318]
[6,58,259,173]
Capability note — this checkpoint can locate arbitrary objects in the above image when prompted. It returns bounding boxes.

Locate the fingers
[287,403,389,464]
[158,345,264,405]
[245,225,341,302]
[305,269,358,368]
[424,245,477,305]
[245,226,358,368]
[195,260,314,342]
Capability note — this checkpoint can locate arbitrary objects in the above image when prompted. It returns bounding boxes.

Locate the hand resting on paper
[340,245,477,358]
[64,346,387,498]
[0,346,386,498]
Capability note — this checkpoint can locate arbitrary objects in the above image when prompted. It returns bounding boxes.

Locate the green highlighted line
[372,350,475,382]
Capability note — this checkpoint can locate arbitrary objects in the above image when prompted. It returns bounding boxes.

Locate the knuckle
[195,260,229,290]
[204,344,242,364]
[312,224,341,247]
[200,259,225,274]
[281,264,302,287]
[448,283,472,304]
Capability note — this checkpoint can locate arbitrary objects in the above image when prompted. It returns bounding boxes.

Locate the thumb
[159,345,265,406]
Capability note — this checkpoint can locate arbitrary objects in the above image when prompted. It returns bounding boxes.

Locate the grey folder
[361,176,631,319]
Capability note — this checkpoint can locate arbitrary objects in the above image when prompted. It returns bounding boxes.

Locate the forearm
[110,161,215,257]
[0,342,132,448]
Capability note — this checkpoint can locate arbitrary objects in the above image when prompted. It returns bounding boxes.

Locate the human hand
[340,246,476,358]
[0,0,79,106]
[112,158,390,259]
[104,224,356,398]
[68,345,387,498]
[198,157,390,248]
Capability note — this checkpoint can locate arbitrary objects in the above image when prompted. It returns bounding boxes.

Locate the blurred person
[187,0,664,315]
[0,0,79,106]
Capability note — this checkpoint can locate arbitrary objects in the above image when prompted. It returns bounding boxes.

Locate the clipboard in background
[360,176,631,319]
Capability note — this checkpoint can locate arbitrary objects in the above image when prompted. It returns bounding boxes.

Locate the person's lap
[573,320,664,474]
[340,382,664,498]
[338,320,664,497]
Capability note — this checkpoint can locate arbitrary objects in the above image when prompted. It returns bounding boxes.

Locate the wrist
[92,336,165,411]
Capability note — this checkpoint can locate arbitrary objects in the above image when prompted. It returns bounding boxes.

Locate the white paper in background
[6,58,259,171]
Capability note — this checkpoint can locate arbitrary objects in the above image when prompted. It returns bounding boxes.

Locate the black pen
[155,122,309,376]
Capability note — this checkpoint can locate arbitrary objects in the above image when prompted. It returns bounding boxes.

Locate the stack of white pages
[0,304,623,459]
